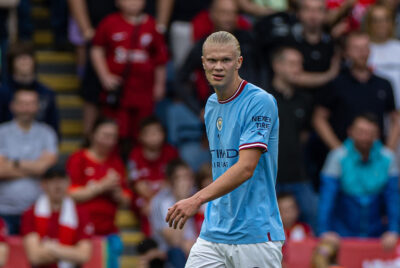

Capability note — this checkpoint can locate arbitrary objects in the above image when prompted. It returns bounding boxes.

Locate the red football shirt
[191,10,251,42]
[326,0,375,30]
[21,206,93,268]
[0,218,6,243]
[67,149,130,235]
[128,144,178,193]
[92,12,169,108]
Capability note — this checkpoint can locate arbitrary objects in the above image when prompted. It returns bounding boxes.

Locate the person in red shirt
[128,116,178,236]
[21,167,93,268]
[278,192,313,267]
[0,218,8,267]
[191,0,251,42]
[67,118,131,268]
[91,0,168,142]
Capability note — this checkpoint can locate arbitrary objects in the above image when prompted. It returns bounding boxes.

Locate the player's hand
[165,196,202,229]
[381,231,398,251]
[100,73,122,91]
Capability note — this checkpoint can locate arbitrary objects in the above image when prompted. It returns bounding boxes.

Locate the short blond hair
[202,31,241,57]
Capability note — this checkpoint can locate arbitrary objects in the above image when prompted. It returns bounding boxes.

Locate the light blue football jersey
[199,80,285,244]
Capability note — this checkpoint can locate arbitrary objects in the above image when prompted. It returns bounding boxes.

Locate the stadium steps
[32,4,144,267]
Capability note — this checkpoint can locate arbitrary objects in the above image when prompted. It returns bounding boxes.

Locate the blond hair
[202,31,241,56]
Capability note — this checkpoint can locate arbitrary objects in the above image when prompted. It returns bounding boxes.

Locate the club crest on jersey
[216,117,223,131]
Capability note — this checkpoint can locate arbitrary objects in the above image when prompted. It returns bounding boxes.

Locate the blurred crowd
[1,0,400,267]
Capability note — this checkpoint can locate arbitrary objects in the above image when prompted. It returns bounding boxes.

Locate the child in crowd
[278,192,313,241]
[66,118,131,268]
[128,116,178,236]
[91,0,168,143]
[21,167,93,268]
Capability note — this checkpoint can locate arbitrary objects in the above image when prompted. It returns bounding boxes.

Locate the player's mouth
[212,74,224,81]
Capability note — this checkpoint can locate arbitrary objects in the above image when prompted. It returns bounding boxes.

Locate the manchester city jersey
[200,80,285,244]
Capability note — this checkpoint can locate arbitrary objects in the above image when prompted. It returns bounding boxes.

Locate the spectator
[0,42,60,135]
[278,193,313,242]
[236,0,288,17]
[326,0,374,32]
[290,0,339,90]
[0,217,8,267]
[269,46,317,228]
[367,4,400,108]
[128,116,178,237]
[191,0,251,42]
[67,0,117,136]
[137,238,166,268]
[21,167,93,268]
[319,114,399,251]
[313,31,400,152]
[0,0,20,82]
[91,0,168,144]
[150,159,197,268]
[0,88,58,234]
[379,0,400,40]
[66,117,131,268]
[311,239,342,268]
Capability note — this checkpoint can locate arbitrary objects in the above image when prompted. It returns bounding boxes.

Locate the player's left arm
[166,147,262,230]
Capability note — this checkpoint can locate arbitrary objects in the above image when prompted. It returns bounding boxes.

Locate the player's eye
[222,58,231,63]
[208,59,216,63]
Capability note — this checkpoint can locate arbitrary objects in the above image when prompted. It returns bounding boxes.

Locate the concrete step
[35,51,75,64]
[121,256,139,268]
[38,74,79,92]
[57,95,83,109]
[121,231,144,246]
[116,209,139,229]
[34,30,53,46]
[59,139,81,155]
[60,119,83,137]
[32,6,49,20]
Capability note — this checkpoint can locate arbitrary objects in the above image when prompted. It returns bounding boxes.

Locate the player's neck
[214,76,243,102]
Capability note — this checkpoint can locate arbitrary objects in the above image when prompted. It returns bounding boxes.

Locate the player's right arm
[166,141,263,229]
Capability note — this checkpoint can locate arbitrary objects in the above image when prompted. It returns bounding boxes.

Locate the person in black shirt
[313,31,400,152]
[268,46,317,229]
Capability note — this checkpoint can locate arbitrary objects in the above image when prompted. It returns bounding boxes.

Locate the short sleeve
[0,218,7,242]
[321,148,344,178]
[42,126,58,154]
[92,16,110,47]
[238,93,277,152]
[21,208,35,236]
[66,152,86,189]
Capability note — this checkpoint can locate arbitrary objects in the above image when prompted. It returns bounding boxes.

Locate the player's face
[117,0,145,16]
[202,43,243,90]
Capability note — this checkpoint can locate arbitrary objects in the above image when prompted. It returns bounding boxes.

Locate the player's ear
[236,56,243,70]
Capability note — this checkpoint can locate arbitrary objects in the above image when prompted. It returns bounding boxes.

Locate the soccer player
[166,31,285,267]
